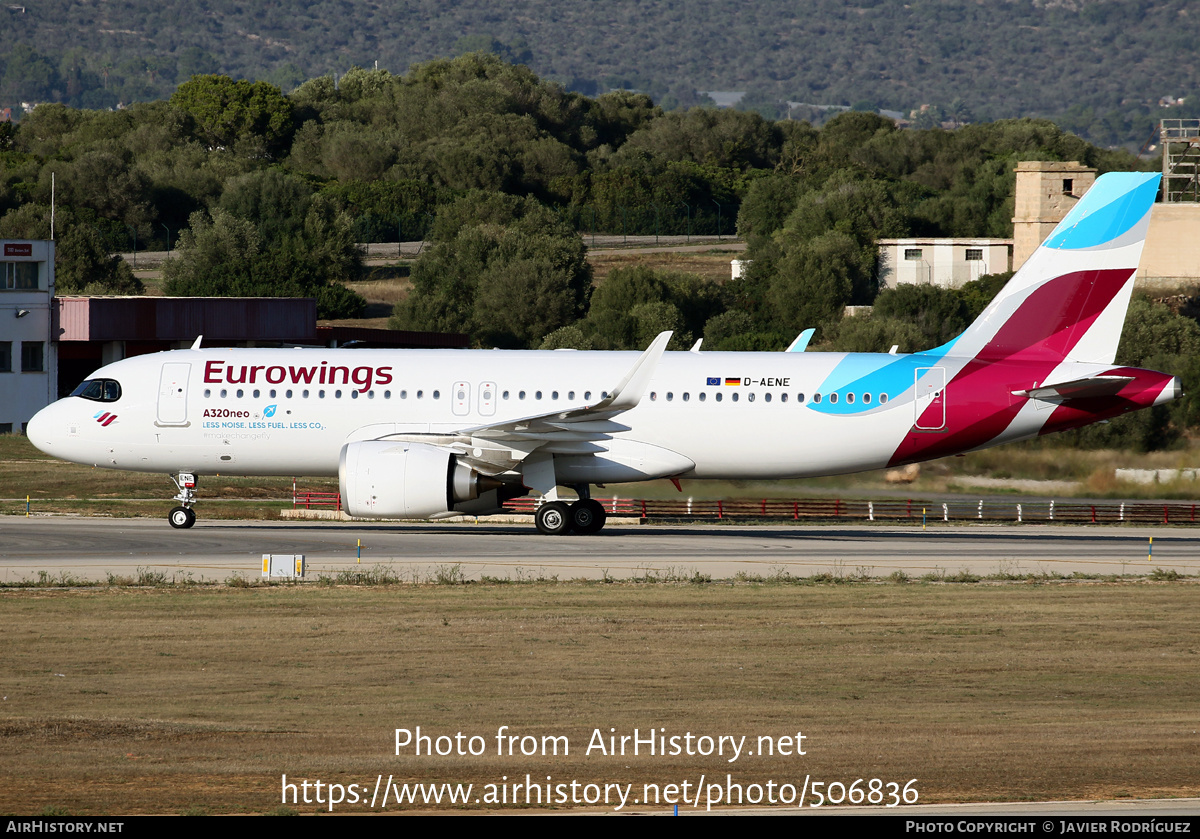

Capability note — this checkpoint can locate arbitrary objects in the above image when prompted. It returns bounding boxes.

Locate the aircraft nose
[25,403,56,455]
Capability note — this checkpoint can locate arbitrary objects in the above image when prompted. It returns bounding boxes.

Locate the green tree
[55,223,143,294]
[392,202,589,348]
[170,75,294,156]
[816,313,926,354]
[767,231,863,335]
[872,284,971,349]
[163,202,364,318]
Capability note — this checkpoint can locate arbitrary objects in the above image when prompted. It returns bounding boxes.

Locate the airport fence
[504,496,1199,524]
[292,487,1200,525]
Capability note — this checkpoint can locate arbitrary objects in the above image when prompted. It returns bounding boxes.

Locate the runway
[1,516,1196,582]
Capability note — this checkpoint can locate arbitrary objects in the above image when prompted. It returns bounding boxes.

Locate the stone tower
[1011,161,1096,270]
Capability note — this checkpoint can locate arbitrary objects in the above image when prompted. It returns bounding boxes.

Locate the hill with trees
[3,1,1200,148]
[2,55,1198,447]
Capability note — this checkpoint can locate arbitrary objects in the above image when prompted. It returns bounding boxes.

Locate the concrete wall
[1137,203,1200,289]
[877,239,1012,290]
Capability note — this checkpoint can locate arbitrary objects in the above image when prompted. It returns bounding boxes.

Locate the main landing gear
[168,472,198,529]
[534,497,607,536]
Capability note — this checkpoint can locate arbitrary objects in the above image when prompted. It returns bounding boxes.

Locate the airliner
[26,172,1180,534]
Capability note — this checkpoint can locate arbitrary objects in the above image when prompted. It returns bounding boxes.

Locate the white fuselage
[25,344,1068,484]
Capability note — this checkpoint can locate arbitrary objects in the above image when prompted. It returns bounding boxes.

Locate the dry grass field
[587,249,739,284]
[1,581,1197,814]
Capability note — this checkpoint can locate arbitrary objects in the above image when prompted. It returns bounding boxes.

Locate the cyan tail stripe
[809,337,959,415]
[1043,173,1159,251]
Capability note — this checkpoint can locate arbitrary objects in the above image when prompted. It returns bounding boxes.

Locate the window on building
[904,248,923,261]
[0,423,11,434]
[1063,179,1073,195]
[0,342,10,373]
[965,248,983,261]
[20,342,43,373]
[2,262,38,290]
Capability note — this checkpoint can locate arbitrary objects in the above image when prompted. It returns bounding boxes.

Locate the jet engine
[339,440,501,519]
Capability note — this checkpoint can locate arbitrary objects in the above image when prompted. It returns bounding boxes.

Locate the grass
[587,249,740,283]
[0,581,1196,813]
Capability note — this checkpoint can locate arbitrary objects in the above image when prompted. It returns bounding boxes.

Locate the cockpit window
[71,379,122,402]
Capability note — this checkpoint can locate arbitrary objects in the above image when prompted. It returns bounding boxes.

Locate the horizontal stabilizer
[1015,376,1135,401]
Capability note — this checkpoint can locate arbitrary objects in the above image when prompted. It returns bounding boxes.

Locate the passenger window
[699,392,706,402]
[781,393,788,403]
[650,392,657,401]
[732,392,739,402]
[764,393,771,403]
[716,393,723,402]
[433,390,440,399]
[747,393,755,402]
[863,393,872,404]
[220,389,228,398]
[813,393,822,404]
[846,393,854,404]
[880,393,889,404]
[203,388,211,398]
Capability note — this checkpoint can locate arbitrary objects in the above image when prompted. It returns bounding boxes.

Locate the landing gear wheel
[168,506,196,529]
[535,500,571,535]
[570,499,607,534]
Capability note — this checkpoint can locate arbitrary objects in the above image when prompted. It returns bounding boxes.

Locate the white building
[0,240,55,433]
[876,238,1012,290]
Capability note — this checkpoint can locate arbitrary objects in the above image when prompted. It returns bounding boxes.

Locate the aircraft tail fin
[945,172,1160,365]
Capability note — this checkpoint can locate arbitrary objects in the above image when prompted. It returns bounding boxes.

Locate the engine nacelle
[339,441,498,519]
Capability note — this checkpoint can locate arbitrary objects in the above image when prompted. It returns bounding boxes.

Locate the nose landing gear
[168,472,198,529]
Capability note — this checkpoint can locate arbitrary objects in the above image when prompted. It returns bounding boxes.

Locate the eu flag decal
[706,377,720,386]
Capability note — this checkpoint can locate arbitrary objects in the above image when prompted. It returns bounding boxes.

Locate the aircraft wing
[1016,375,1136,401]
[358,331,672,473]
